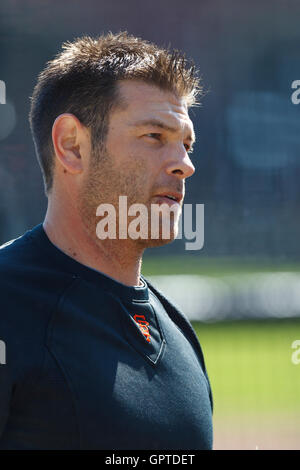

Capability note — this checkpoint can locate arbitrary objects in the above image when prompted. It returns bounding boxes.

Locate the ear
[52,113,88,174]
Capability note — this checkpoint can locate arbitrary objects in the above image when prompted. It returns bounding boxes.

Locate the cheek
[116,157,151,202]
[125,157,149,186]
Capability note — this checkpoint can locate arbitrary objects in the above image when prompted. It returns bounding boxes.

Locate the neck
[43,205,144,287]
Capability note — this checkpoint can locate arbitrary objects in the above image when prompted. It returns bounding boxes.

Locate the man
[0,32,213,450]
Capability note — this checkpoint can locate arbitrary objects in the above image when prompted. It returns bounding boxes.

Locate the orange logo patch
[133,314,151,343]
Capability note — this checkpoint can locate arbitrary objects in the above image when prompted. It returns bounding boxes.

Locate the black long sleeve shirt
[0,223,213,450]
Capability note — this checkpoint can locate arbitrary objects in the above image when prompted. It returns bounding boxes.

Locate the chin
[144,237,176,248]
[137,225,178,248]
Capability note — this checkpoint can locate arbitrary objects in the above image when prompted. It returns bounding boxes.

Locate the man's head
[29,32,201,247]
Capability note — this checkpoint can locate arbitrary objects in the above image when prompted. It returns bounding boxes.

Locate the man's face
[78,79,195,248]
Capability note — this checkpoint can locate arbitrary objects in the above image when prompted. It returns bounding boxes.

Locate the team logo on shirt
[133,315,151,343]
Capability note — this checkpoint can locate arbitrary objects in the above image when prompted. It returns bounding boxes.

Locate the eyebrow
[130,118,196,144]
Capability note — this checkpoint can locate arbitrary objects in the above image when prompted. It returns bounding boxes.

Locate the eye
[145,133,161,140]
[184,143,194,154]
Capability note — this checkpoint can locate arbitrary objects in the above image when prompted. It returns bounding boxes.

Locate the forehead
[115,80,195,138]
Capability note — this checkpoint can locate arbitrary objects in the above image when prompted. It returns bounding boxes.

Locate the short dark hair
[29,31,202,195]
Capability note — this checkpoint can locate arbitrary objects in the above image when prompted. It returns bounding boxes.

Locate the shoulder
[0,225,43,277]
[0,224,73,294]
[0,226,76,383]
[0,225,74,345]
[0,229,38,297]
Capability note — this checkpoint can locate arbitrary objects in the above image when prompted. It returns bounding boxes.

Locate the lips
[153,192,183,204]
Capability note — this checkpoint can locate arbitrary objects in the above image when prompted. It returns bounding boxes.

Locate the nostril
[172,169,184,175]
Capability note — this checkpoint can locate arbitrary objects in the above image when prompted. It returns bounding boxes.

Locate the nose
[165,145,195,179]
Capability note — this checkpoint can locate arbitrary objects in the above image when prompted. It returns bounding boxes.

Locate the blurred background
[1,0,300,450]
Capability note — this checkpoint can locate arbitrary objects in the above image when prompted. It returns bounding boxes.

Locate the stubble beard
[77,146,181,249]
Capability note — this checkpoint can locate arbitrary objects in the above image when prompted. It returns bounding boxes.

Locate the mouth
[154,191,183,204]
[152,192,183,205]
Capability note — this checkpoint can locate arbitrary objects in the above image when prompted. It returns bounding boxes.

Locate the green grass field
[192,319,300,416]
[142,254,300,277]
[192,319,300,449]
